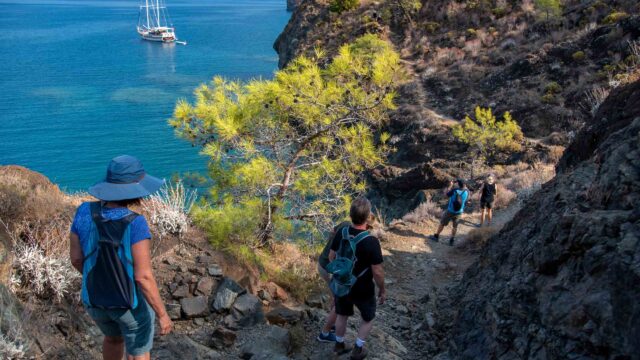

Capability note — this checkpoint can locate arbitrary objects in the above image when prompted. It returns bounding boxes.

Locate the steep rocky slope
[433,80,639,359]
[274,0,639,216]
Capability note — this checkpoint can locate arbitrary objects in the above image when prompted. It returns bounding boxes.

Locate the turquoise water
[0,0,289,191]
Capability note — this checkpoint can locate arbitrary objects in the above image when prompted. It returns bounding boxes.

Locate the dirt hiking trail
[297,204,521,360]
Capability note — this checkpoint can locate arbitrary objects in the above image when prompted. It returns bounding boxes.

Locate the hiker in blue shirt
[69,155,172,360]
[432,179,469,246]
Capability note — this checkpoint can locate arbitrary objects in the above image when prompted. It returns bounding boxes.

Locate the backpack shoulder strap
[336,226,350,254]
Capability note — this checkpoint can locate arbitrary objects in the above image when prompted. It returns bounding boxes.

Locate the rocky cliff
[434,80,640,359]
[274,0,639,216]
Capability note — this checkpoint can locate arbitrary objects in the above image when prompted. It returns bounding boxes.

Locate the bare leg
[335,315,348,338]
[103,336,124,360]
[322,305,337,333]
[488,209,493,225]
[128,353,150,360]
[356,320,374,341]
[480,208,486,226]
[451,223,458,238]
[435,224,444,236]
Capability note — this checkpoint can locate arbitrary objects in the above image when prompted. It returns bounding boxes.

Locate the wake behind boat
[137,0,181,44]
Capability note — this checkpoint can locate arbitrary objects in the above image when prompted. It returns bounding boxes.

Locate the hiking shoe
[449,237,455,246]
[334,341,351,355]
[317,332,337,343]
[431,234,439,242]
[350,345,368,359]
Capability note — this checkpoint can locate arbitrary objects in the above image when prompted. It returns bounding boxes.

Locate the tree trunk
[257,165,294,248]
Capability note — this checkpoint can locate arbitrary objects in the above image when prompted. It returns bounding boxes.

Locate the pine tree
[534,0,562,21]
[452,107,524,174]
[170,34,404,247]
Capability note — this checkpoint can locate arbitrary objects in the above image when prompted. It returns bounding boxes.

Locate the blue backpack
[326,227,370,298]
[81,202,139,309]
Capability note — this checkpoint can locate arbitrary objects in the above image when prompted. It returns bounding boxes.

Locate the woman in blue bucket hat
[69,155,172,360]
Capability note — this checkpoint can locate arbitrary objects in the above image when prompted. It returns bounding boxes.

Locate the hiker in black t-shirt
[480,174,498,226]
[328,197,385,359]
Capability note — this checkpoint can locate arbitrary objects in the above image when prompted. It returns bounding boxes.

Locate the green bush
[452,107,524,166]
[541,93,557,104]
[492,6,507,18]
[329,0,359,13]
[544,81,562,94]
[602,11,629,24]
[572,51,586,62]
[423,22,440,33]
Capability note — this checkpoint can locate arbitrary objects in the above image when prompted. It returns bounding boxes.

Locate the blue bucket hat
[88,155,164,201]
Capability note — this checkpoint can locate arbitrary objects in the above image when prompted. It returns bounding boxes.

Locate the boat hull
[137,28,176,43]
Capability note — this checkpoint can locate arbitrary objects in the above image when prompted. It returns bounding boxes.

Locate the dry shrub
[142,181,195,239]
[1,219,79,302]
[402,198,442,224]
[493,187,517,209]
[501,162,555,203]
[9,243,79,302]
[458,226,498,252]
[545,145,565,164]
[0,334,26,359]
[265,242,321,301]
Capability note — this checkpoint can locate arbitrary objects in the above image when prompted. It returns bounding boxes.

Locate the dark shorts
[335,295,376,322]
[84,298,155,356]
[440,211,460,227]
[480,198,494,209]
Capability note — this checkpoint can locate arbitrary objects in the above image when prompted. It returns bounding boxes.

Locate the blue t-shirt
[70,202,151,251]
[447,188,469,214]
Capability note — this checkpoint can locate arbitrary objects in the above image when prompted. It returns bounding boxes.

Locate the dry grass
[0,334,26,359]
[263,242,322,301]
[402,198,442,224]
[457,226,498,252]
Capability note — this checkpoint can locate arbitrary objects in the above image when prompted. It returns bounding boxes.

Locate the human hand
[378,289,386,305]
[158,314,173,335]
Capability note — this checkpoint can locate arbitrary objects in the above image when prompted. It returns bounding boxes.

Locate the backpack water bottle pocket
[329,275,357,298]
[326,257,354,278]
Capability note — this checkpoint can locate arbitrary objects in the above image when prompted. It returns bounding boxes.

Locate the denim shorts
[85,297,155,356]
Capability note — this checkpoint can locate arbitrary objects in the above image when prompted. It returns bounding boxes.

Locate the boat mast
[145,0,150,28]
[156,0,161,28]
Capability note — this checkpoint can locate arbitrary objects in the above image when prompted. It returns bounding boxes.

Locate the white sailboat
[137,0,178,43]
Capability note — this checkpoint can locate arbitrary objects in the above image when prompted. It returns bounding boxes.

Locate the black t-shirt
[481,183,496,201]
[330,226,383,300]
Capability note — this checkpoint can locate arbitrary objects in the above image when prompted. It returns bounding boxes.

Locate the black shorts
[480,198,494,209]
[335,295,376,322]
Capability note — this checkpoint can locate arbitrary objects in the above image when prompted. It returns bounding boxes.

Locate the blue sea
[0,0,290,191]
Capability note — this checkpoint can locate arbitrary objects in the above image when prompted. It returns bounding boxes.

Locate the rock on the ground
[208,264,223,277]
[211,327,237,349]
[180,296,209,319]
[265,282,289,301]
[240,325,290,359]
[166,303,181,320]
[212,277,246,312]
[196,277,217,296]
[265,305,303,325]
[152,334,220,359]
[232,293,265,327]
[171,284,190,299]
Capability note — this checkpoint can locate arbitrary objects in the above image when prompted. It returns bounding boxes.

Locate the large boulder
[437,81,640,359]
[212,277,246,312]
[180,296,209,319]
[240,325,290,360]
[232,293,265,327]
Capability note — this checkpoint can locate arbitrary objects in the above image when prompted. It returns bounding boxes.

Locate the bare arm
[371,264,386,304]
[328,249,336,262]
[132,240,173,335]
[69,233,83,274]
